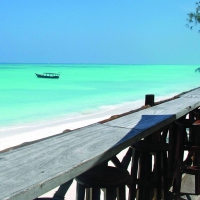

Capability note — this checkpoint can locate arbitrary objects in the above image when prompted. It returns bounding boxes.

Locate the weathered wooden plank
[0,123,133,200]
[0,115,178,199]
[181,87,200,98]
[1,87,200,200]
[0,114,176,200]
[104,96,200,129]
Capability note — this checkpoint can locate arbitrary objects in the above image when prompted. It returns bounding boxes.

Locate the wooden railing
[1,87,200,200]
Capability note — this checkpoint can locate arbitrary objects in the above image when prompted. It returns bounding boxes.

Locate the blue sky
[0,0,199,64]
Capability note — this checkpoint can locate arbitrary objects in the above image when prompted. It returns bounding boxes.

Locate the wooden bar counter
[1,87,200,200]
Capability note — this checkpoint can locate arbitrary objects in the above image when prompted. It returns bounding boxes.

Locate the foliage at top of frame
[186,1,200,32]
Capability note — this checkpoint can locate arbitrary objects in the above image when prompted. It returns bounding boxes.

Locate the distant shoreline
[0,89,188,152]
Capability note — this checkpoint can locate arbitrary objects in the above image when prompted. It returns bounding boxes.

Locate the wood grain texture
[0,124,132,200]
[181,87,200,99]
[1,87,200,199]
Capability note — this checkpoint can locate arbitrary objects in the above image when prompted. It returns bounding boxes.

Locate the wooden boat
[35,73,60,79]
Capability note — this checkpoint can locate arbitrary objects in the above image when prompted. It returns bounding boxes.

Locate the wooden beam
[1,87,200,199]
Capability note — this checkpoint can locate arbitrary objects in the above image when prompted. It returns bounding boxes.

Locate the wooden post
[145,94,155,107]
[144,94,155,141]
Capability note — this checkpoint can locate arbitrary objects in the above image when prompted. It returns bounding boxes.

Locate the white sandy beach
[0,95,175,151]
[0,99,146,151]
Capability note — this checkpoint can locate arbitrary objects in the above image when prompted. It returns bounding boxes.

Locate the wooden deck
[1,87,200,199]
[180,175,200,200]
[168,175,200,200]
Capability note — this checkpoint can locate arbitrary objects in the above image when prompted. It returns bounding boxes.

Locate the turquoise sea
[1,64,200,135]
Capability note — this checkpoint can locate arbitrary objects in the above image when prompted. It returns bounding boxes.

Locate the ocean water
[0,64,200,135]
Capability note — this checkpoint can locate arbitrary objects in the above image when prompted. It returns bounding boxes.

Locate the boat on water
[35,73,60,79]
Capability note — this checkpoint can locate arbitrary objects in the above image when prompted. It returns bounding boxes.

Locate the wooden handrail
[1,87,200,200]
